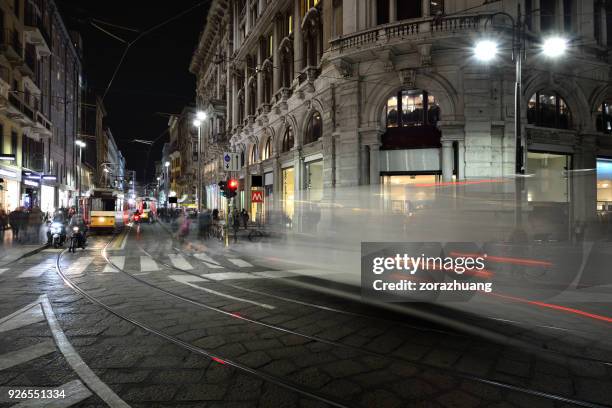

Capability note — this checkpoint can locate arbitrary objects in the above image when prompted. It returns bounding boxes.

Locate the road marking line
[192,253,223,269]
[18,261,55,278]
[169,275,275,309]
[168,254,193,270]
[0,268,6,275]
[227,258,253,268]
[140,256,159,272]
[39,295,130,408]
[64,257,94,276]
[203,272,259,281]
[102,256,125,273]
[0,304,45,333]
[253,271,298,279]
[0,340,56,371]
[6,379,93,407]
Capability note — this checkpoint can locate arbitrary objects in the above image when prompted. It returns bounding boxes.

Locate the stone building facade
[0,0,82,213]
[190,0,612,236]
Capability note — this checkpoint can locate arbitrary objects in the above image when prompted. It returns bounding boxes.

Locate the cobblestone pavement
[0,223,610,407]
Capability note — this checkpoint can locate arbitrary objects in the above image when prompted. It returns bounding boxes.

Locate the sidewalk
[0,227,48,264]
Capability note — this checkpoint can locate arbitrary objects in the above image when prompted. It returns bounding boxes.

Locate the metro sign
[251,190,263,203]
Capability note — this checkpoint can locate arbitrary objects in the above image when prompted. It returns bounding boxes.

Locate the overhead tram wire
[101,0,211,103]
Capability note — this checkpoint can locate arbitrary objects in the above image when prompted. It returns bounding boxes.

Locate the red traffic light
[228,179,238,189]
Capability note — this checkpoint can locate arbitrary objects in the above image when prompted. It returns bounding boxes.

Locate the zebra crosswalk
[6,250,295,282]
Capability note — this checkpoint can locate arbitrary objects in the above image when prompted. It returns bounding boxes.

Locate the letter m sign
[251,191,263,203]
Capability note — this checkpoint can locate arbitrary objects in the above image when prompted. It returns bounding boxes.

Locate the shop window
[377,0,389,24]
[596,102,612,134]
[597,158,612,211]
[304,111,322,145]
[262,137,272,160]
[282,126,294,152]
[527,91,572,129]
[386,89,439,128]
[383,89,441,149]
[397,0,422,20]
[540,0,556,31]
[430,0,444,16]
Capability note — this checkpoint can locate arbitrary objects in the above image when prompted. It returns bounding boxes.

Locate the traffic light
[227,179,238,198]
[218,180,227,197]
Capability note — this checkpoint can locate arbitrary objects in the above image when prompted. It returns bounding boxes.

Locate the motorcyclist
[68,213,88,248]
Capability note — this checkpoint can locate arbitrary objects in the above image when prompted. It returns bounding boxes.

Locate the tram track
[146,222,612,367]
[79,227,612,408]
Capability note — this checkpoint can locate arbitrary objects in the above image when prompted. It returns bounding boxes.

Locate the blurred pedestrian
[231,208,240,242]
[240,209,249,230]
[0,208,7,239]
[8,207,23,242]
[29,206,43,243]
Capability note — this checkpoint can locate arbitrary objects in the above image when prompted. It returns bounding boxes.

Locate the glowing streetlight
[75,140,86,147]
[164,161,170,167]
[196,111,207,121]
[541,36,568,58]
[473,40,498,62]
[193,119,201,127]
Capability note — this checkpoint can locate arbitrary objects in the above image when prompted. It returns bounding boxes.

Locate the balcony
[19,45,36,77]
[6,92,35,124]
[24,11,51,56]
[0,30,24,63]
[329,14,490,58]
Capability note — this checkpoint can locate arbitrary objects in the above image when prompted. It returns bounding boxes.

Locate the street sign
[251,190,263,203]
[223,152,240,171]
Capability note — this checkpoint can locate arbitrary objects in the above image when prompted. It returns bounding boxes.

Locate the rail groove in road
[92,228,610,408]
[146,222,612,368]
[55,234,351,408]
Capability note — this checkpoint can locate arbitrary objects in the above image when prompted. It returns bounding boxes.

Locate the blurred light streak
[489,293,612,324]
[408,179,508,188]
[449,252,553,268]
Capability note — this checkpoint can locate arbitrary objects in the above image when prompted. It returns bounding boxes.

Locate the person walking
[0,208,7,240]
[8,207,23,243]
[240,209,249,230]
[231,208,240,243]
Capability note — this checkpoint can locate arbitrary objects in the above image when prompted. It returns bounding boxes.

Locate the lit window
[386,90,439,128]
[527,91,572,129]
[304,112,322,144]
[282,126,294,152]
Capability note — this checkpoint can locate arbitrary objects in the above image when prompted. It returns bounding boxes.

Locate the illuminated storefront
[41,185,55,214]
[382,175,439,214]
[597,158,612,212]
[282,167,295,222]
[0,167,21,212]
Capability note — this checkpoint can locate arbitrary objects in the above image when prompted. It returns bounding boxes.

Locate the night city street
[2,0,612,407]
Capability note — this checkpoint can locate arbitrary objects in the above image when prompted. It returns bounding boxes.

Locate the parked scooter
[68,225,86,252]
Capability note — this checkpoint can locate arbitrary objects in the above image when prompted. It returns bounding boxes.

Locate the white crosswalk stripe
[102,256,125,273]
[227,258,253,268]
[0,340,56,371]
[168,254,193,270]
[18,261,54,278]
[203,272,258,280]
[140,256,159,272]
[64,256,94,276]
[0,268,7,275]
[192,253,223,269]
[0,304,45,334]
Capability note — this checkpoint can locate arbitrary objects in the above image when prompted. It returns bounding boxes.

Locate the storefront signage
[251,191,263,203]
[42,175,57,181]
[223,152,240,171]
[0,168,17,178]
[0,154,16,161]
[24,179,39,188]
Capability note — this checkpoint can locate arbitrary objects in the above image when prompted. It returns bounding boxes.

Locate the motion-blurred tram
[82,188,128,231]
[135,197,157,223]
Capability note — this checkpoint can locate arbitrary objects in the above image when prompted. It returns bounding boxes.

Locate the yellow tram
[83,188,127,231]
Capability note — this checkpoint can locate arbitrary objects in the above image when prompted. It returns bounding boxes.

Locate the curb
[0,243,49,267]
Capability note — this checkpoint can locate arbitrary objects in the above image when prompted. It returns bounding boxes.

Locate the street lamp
[193,110,207,212]
[75,140,86,212]
[473,7,569,241]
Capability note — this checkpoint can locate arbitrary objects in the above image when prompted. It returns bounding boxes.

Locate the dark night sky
[55,0,209,184]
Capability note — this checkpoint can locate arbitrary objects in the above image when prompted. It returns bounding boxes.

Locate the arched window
[386,89,439,128]
[250,145,259,164]
[282,126,294,152]
[527,91,572,129]
[304,111,322,144]
[240,150,245,167]
[237,91,245,124]
[263,60,273,104]
[262,137,272,160]
[248,79,257,116]
[596,102,612,134]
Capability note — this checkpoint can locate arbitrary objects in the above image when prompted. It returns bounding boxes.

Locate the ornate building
[191,0,612,236]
